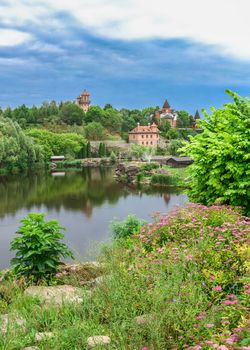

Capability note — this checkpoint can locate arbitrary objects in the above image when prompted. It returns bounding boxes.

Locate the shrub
[110,151,117,163]
[10,213,73,282]
[111,214,146,239]
[141,162,159,172]
[168,139,184,156]
[182,90,250,214]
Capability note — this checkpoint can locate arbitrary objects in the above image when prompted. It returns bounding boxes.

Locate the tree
[0,117,43,170]
[104,103,113,110]
[166,128,179,140]
[98,142,107,157]
[182,90,250,213]
[26,129,85,161]
[176,110,191,128]
[86,141,91,158]
[101,108,123,133]
[168,139,184,156]
[59,102,84,125]
[158,119,171,133]
[85,122,106,140]
[85,106,105,124]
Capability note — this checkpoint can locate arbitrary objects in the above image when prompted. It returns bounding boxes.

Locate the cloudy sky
[0,0,250,113]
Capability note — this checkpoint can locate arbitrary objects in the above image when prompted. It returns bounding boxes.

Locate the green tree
[102,108,123,133]
[0,117,43,170]
[176,110,191,128]
[168,139,184,156]
[85,106,105,124]
[166,128,179,140]
[85,122,106,140]
[86,141,91,158]
[26,129,85,161]
[182,90,250,212]
[59,102,84,125]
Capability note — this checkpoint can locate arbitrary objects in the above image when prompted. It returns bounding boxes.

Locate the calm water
[0,167,187,269]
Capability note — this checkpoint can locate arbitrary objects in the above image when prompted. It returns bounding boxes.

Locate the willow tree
[182,91,250,213]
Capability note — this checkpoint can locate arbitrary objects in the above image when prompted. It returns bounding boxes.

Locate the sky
[0,0,250,114]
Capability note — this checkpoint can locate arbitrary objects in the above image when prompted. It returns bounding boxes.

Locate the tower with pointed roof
[76,89,91,112]
[162,99,171,113]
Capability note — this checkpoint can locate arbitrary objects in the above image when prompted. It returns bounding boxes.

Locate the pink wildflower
[226,294,236,299]
[213,285,222,291]
[221,300,234,305]
[206,323,214,328]
[244,288,250,295]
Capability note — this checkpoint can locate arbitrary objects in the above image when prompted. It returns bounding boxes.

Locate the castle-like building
[152,99,200,129]
[153,99,178,127]
[76,89,90,112]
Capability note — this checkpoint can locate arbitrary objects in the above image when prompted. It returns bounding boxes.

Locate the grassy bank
[138,163,188,187]
[0,205,249,349]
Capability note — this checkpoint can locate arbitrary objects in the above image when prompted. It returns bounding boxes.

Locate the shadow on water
[0,167,187,269]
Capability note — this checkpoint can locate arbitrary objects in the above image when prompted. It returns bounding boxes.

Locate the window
[151,141,153,145]
[142,141,144,145]
[142,135,144,138]
[146,141,148,145]
[150,135,152,138]
[146,134,148,138]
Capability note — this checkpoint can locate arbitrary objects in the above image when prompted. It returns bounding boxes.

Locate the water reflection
[0,168,187,268]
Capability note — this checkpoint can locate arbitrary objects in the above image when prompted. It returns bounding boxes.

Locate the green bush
[110,151,117,163]
[111,214,146,239]
[182,90,250,214]
[10,213,73,282]
[168,139,184,156]
[141,162,159,172]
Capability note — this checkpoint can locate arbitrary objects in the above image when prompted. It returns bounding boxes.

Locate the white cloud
[0,29,32,46]
[1,0,250,60]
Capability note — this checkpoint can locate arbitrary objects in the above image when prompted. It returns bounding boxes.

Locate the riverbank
[0,204,249,349]
[115,161,189,187]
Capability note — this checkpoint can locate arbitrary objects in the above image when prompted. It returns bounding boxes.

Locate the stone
[24,285,83,306]
[22,347,40,350]
[134,314,156,326]
[0,314,26,334]
[87,336,111,348]
[35,332,54,341]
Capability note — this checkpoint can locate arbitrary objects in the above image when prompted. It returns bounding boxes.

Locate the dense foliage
[111,214,146,239]
[182,91,250,213]
[26,129,85,161]
[10,213,73,282]
[1,205,249,348]
[104,205,249,349]
[0,117,43,171]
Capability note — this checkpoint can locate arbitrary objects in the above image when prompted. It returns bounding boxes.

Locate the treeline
[0,102,158,139]
[0,118,87,172]
[0,101,195,141]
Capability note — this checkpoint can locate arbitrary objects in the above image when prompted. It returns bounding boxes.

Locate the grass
[137,163,189,187]
[0,204,249,349]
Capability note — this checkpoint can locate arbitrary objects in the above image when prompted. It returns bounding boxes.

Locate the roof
[194,110,200,119]
[50,156,65,160]
[162,99,170,109]
[129,123,160,134]
[81,89,90,96]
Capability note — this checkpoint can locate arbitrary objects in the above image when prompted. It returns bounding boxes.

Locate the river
[0,167,187,269]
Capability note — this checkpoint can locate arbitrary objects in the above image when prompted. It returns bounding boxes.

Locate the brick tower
[76,89,90,112]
